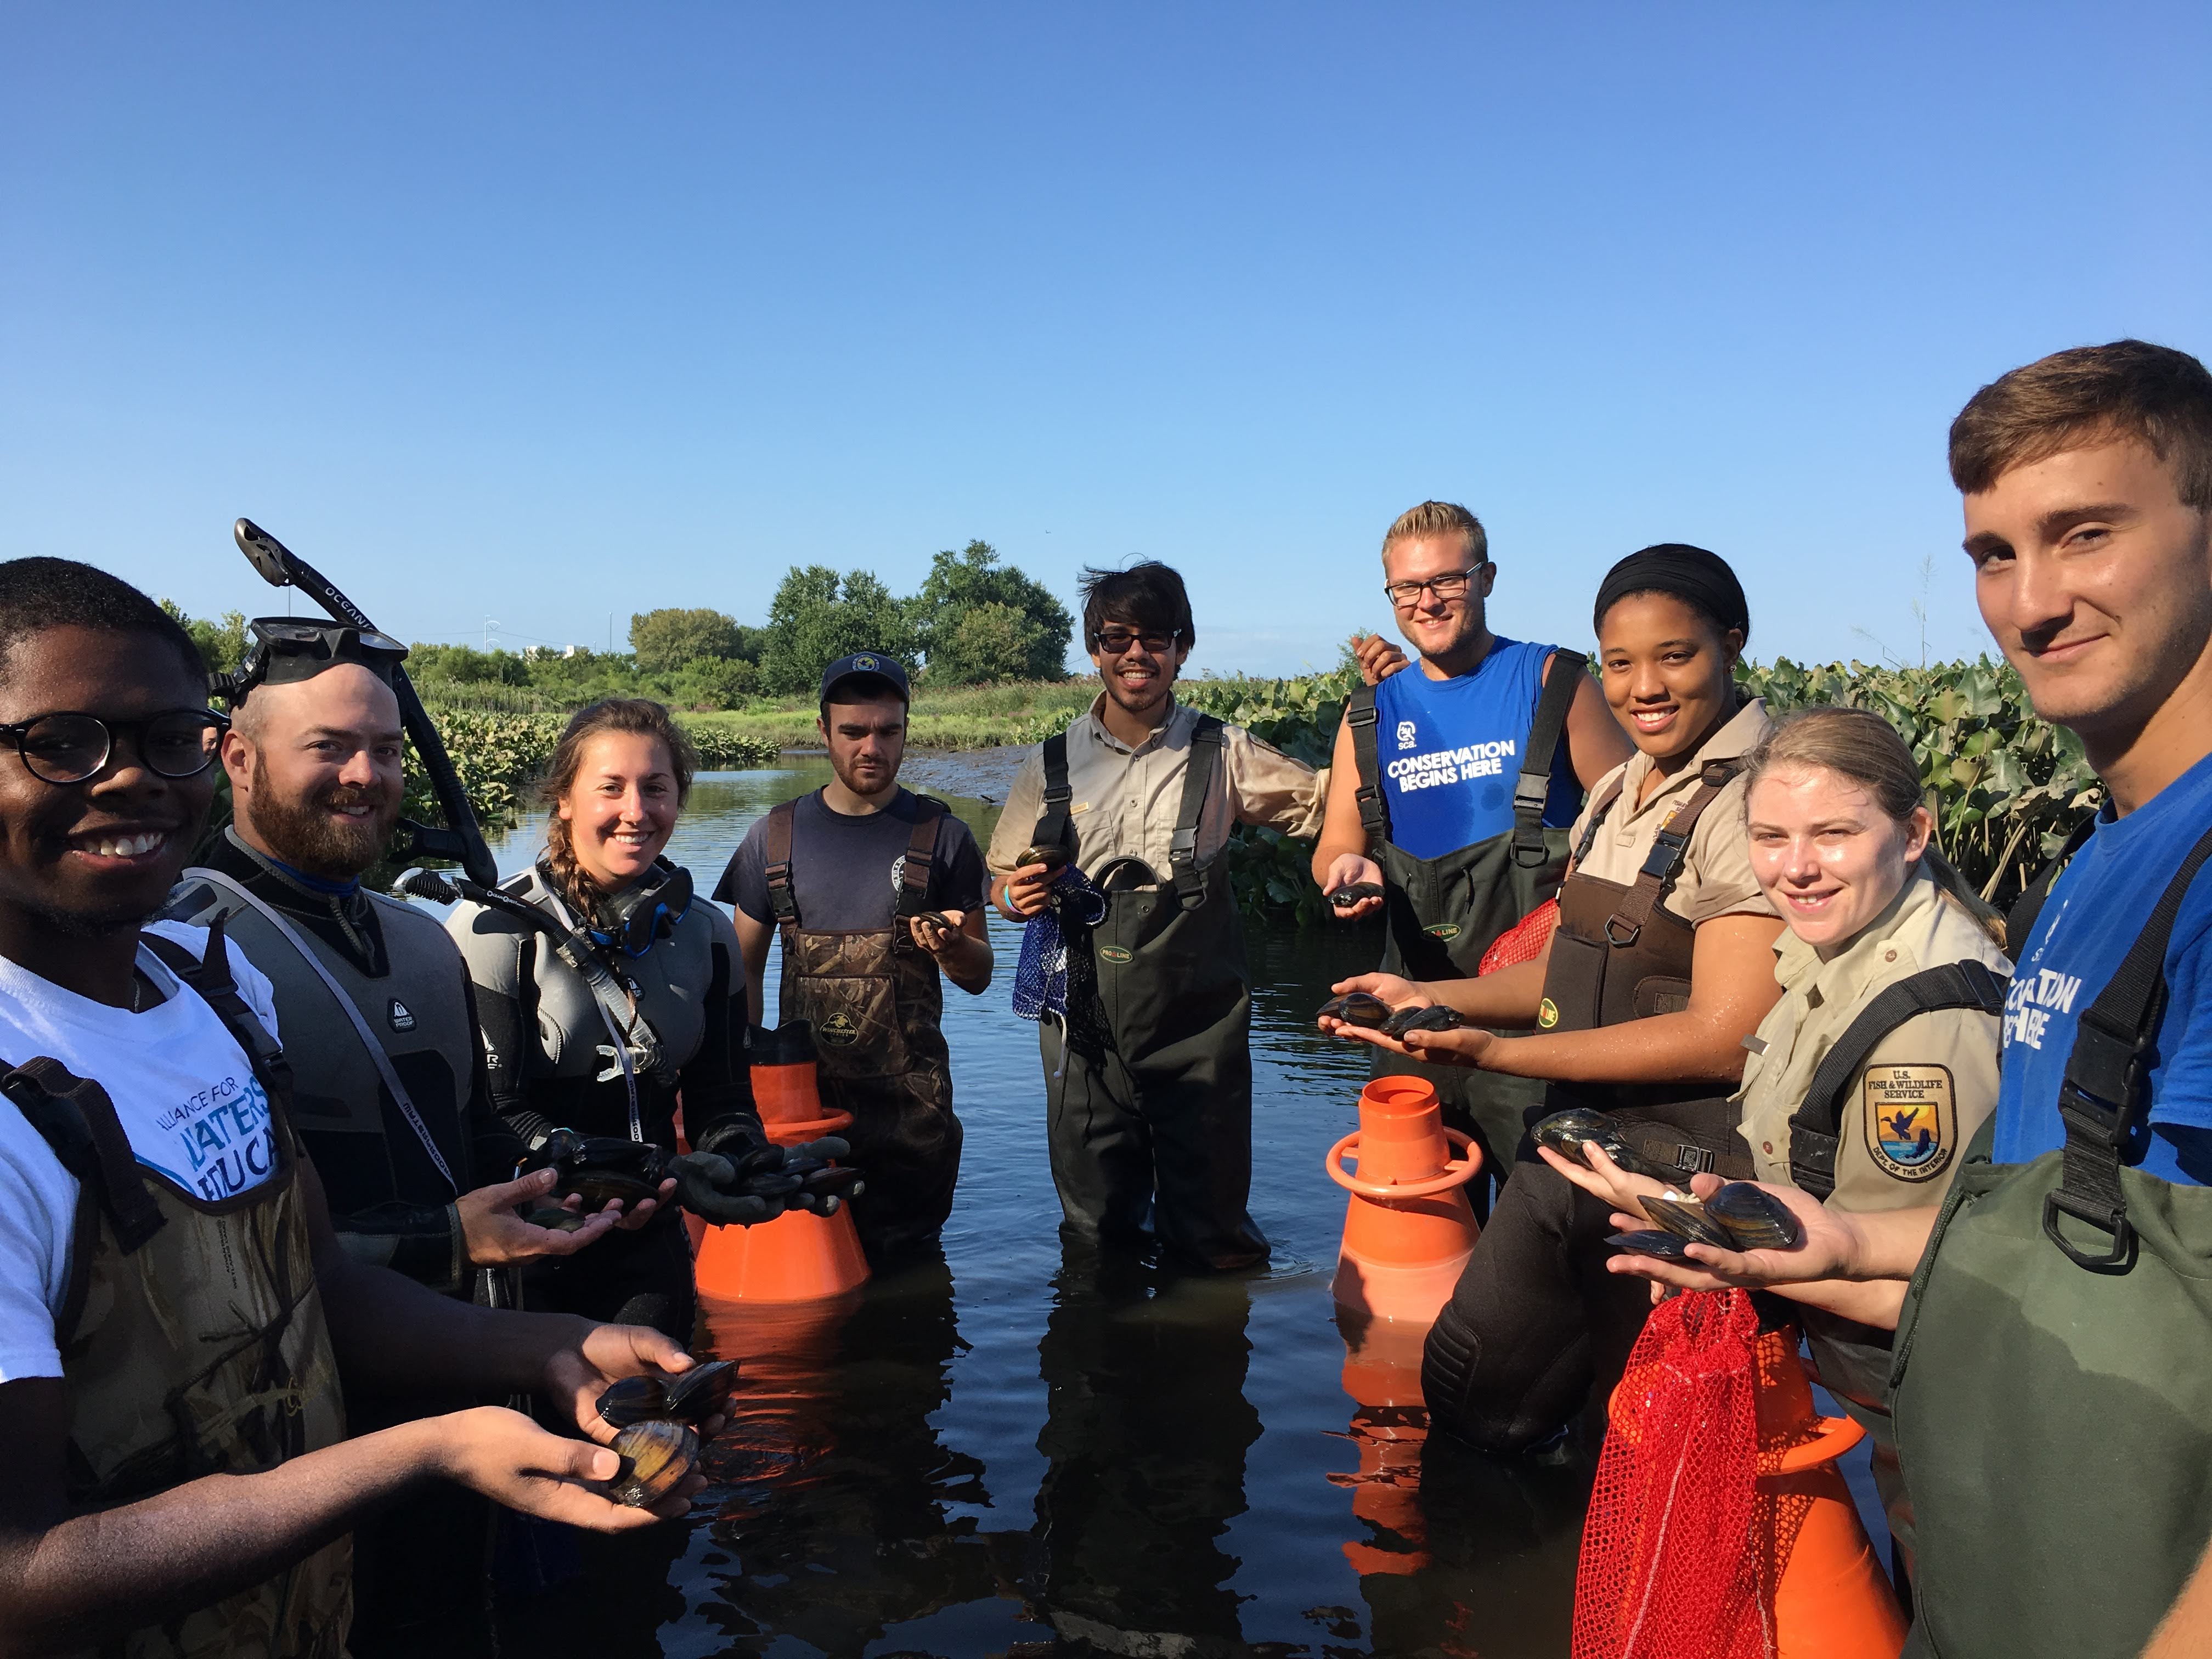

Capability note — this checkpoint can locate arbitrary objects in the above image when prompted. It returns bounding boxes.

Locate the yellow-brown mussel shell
[601,1420,699,1509]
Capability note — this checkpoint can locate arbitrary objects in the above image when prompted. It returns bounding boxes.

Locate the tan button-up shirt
[1736,872,2006,1212]
[1566,697,1778,926]
[985,696,1327,881]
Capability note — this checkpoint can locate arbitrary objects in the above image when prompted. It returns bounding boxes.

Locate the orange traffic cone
[692,1024,870,1303]
[1752,1329,1906,1659]
[1325,1076,1482,1325]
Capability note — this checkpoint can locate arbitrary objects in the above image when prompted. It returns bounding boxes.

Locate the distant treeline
[166,540,1074,714]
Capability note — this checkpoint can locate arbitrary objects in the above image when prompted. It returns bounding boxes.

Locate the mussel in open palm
[1530,1108,1683,1183]
[1328,882,1385,910]
[1606,1229,1696,1262]
[1705,1182,1804,1250]
[599,1420,699,1508]
[1379,1005,1467,1039]
[1637,1192,1739,1251]
[1317,991,1393,1029]
[597,1359,738,1430]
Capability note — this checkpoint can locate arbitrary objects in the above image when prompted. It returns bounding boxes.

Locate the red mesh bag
[1477,897,1559,975]
[1572,1289,1767,1659]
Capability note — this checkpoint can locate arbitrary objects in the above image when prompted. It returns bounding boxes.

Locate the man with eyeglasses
[987,562,1327,1270]
[161,616,623,1654]
[0,558,714,1659]
[1311,500,1629,1195]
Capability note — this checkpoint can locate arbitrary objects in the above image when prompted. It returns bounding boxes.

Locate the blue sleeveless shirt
[1369,637,1581,861]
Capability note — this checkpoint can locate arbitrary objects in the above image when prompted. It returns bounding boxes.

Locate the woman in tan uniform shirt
[1548,706,2007,1571]
[1323,544,1786,1452]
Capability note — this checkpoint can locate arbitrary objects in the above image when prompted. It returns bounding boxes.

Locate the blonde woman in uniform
[1546,704,2008,1574]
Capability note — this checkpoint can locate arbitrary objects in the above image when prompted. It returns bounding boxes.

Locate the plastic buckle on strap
[1604,913,1643,947]
[1638,827,1689,881]
[1347,700,1377,729]
[2041,1188,2136,1272]
[1672,1144,1717,1177]
[1513,775,1550,815]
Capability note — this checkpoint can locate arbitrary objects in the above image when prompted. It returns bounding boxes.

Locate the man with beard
[162,620,619,1657]
[987,563,1327,1270]
[0,558,714,1659]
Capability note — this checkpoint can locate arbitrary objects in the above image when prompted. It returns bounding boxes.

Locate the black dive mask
[214,618,410,706]
[584,860,695,958]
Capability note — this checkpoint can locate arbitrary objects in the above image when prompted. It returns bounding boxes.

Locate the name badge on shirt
[1863,1064,1955,1182]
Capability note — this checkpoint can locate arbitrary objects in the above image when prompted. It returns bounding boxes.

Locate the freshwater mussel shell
[1379,1005,1467,1039]
[1638,1193,1737,1251]
[1015,844,1069,873]
[1317,991,1393,1029]
[662,1359,738,1423]
[1530,1108,1680,1183]
[1705,1182,1804,1250]
[596,1375,670,1429]
[1328,882,1386,909]
[523,1204,594,1234]
[601,1420,699,1508]
[1606,1229,1697,1262]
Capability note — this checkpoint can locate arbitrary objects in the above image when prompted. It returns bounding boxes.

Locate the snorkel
[217,517,500,888]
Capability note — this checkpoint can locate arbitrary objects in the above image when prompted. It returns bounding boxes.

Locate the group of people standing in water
[0,334,2206,1659]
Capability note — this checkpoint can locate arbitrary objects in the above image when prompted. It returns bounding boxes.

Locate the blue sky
[3,4,2206,678]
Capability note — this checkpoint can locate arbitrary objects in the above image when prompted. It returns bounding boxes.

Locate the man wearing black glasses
[1310,500,1629,1197]
[0,558,713,1659]
[988,562,1325,1269]
[163,616,617,1654]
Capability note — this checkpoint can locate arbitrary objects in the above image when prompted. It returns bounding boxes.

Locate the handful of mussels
[520,1128,668,1212]
[1604,1182,1805,1262]
[591,1358,738,1508]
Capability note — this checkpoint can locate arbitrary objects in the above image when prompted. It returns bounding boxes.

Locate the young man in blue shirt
[1598,340,2212,1658]
[1309,500,1630,1184]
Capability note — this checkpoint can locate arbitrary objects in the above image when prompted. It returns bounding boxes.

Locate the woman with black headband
[1322,543,1785,1450]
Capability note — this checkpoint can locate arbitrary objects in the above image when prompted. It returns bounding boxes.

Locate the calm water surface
[479,758,1593,1658]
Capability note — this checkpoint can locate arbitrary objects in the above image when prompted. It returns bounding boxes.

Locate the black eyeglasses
[1094,628,1181,656]
[1383,567,1486,608]
[0,710,230,785]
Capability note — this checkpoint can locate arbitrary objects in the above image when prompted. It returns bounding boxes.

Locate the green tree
[629,607,745,674]
[160,601,248,675]
[758,566,919,694]
[907,540,1071,683]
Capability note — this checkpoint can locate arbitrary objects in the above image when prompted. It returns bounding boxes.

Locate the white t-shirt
[0,924,283,1383]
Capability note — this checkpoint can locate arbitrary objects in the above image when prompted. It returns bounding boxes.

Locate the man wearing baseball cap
[714,653,992,1260]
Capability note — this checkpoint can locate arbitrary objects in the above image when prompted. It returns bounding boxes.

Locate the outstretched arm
[1310,712,1384,919]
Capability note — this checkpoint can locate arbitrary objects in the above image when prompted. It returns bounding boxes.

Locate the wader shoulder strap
[1603,760,1743,947]
[1,1057,163,1258]
[1345,684,1390,849]
[1511,650,1586,868]
[763,799,800,936]
[893,795,950,945]
[2004,809,2098,961]
[140,916,299,1124]
[1170,716,1226,910]
[2044,819,2212,1272]
[1572,772,1628,866]
[173,869,458,1194]
[1786,959,2010,1199]
[1034,733,1074,853]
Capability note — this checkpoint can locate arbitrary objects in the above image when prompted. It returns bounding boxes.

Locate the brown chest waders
[1345,653,1584,1189]
[1420,761,1756,1452]
[10,919,351,1659]
[1889,822,2212,1659]
[765,796,961,1259]
[1030,716,1267,1271]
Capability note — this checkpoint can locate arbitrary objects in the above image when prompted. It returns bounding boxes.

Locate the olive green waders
[1345,654,1583,1181]
[1890,822,2212,1658]
[1032,716,1268,1271]
[765,797,963,1260]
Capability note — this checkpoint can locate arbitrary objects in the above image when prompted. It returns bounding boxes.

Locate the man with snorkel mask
[163,617,630,1657]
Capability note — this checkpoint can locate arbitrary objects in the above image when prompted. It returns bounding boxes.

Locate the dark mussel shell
[1380,1005,1468,1039]
[1328,882,1386,909]
[912,910,961,933]
[523,1204,594,1234]
[1529,1108,1680,1183]
[601,1420,699,1509]
[1317,991,1393,1029]
[1015,843,1069,873]
[565,1169,663,1210]
[662,1359,738,1424]
[1705,1182,1804,1250]
[596,1375,671,1429]
[1606,1230,1696,1262]
[1638,1193,1737,1251]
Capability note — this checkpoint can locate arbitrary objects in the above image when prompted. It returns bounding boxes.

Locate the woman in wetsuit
[446,698,764,1339]
[1545,705,2007,1573]
[1323,543,1785,1451]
